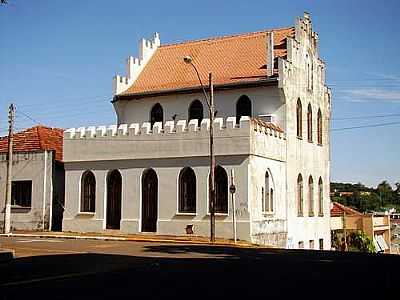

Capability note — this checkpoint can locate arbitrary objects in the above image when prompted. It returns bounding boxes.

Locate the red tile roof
[330,202,363,217]
[122,27,295,95]
[0,126,64,161]
[252,118,284,133]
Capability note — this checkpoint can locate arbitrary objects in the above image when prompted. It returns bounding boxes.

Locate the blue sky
[0,0,399,188]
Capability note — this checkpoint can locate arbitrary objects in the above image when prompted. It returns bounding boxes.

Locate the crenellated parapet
[112,32,160,96]
[63,116,286,163]
[64,116,285,140]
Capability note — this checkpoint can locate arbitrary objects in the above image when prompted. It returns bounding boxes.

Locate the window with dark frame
[236,95,252,124]
[317,109,323,145]
[188,100,204,124]
[308,176,314,216]
[11,180,32,207]
[318,177,324,216]
[296,99,302,138]
[81,170,96,213]
[319,239,324,250]
[150,103,163,129]
[178,167,196,213]
[214,165,228,214]
[297,174,303,216]
[307,103,313,142]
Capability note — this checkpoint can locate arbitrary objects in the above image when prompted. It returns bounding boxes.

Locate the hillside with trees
[331,181,400,213]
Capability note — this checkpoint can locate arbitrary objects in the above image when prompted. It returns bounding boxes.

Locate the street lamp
[183,55,216,243]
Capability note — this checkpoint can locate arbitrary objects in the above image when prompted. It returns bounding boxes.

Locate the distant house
[0,126,64,231]
[330,202,391,253]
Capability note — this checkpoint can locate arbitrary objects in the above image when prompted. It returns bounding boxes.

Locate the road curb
[0,233,257,248]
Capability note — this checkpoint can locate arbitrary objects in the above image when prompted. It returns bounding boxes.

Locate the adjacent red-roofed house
[0,126,65,231]
[330,202,391,253]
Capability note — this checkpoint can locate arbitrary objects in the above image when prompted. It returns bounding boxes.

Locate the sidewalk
[1,230,260,248]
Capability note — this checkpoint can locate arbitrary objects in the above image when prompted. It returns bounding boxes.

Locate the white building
[62,13,331,249]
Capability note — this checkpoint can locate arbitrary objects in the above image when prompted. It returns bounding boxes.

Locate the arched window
[236,95,252,124]
[307,104,313,142]
[179,167,196,213]
[263,171,274,213]
[150,103,163,129]
[215,165,228,214]
[188,100,203,124]
[296,99,302,138]
[106,170,122,229]
[270,188,274,212]
[81,170,96,212]
[317,109,322,145]
[318,177,324,216]
[308,176,314,216]
[297,174,303,216]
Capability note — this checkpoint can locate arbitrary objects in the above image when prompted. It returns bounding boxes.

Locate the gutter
[112,77,279,103]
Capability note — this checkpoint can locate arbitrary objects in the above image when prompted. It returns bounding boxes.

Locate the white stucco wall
[279,14,332,250]
[114,85,285,131]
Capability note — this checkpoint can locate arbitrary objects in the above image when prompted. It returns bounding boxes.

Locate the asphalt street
[0,236,399,299]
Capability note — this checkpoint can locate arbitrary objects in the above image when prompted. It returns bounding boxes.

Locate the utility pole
[3,103,15,234]
[209,73,216,243]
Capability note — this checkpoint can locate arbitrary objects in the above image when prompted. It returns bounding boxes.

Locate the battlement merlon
[63,116,286,163]
[112,32,160,96]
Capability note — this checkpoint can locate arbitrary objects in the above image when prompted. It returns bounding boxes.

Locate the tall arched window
[318,177,324,216]
[179,167,196,213]
[188,100,203,124]
[236,95,252,124]
[297,174,303,216]
[296,99,302,138]
[307,104,313,142]
[263,171,274,213]
[106,170,122,229]
[150,103,163,129]
[308,176,314,216]
[317,109,322,145]
[215,165,228,214]
[263,172,270,212]
[81,170,96,212]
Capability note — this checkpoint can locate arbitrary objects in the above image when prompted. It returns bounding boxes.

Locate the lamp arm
[190,63,211,109]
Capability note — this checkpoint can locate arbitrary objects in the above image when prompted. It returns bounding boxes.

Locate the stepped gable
[0,126,64,161]
[122,27,295,95]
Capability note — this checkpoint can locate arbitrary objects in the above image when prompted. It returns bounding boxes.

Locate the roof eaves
[113,77,279,102]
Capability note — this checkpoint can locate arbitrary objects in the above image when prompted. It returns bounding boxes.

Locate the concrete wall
[0,151,54,231]
[62,118,286,243]
[63,156,251,240]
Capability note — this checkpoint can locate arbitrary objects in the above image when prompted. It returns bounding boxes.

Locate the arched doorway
[236,95,252,124]
[106,170,122,229]
[142,168,158,232]
[188,99,204,124]
[150,103,163,129]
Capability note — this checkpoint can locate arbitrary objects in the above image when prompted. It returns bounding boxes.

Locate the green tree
[377,180,393,205]
[348,231,375,253]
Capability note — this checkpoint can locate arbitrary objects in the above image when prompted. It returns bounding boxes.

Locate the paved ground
[0,236,399,299]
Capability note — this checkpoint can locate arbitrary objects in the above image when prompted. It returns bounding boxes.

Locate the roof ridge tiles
[160,26,295,49]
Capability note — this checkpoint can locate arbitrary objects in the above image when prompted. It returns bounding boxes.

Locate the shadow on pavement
[0,246,399,299]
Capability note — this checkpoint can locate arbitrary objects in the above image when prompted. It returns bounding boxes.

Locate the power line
[332,113,400,121]
[331,121,400,131]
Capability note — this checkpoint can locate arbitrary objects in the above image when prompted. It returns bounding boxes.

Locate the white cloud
[336,88,400,103]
